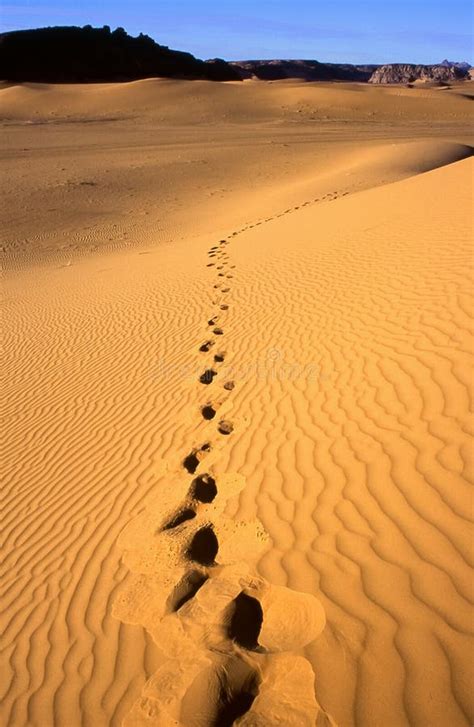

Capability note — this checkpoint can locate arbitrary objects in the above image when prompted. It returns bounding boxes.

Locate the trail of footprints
[115,202,342,725]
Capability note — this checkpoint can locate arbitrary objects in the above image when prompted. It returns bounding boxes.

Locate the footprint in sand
[189,474,217,503]
[183,443,211,474]
[114,216,334,727]
[186,525,219,566]
[206,658,260,725]
[162,507,197,531]
[218,420,234,436]
[169,570,209,612]
[199,368,218,384]
[201,404,217,420]
[228,592,263,650]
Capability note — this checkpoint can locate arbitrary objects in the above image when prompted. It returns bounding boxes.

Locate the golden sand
[2,78,473,726]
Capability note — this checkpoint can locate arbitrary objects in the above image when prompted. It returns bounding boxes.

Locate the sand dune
[2,80,473,726]
[1,78,472,124]
[1,79,472,269]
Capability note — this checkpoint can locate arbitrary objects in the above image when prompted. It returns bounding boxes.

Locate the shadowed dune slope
[340,139,472,176]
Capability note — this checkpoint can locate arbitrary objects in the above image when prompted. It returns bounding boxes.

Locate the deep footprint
[200,340,214,353]
[200,369,217,384]
[183,443,211,474]
[214,659,261,727]
[228,592,263,650]
[186,525,219,566]
[202,404,217,420]
[189,474,217,503]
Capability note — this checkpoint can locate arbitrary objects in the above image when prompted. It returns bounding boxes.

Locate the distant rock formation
[231,59,379,82]
[0,26,241,82]
[439,59,471,70]
[205,57,242,81]
[368,63,469,84]
[1,28,470,86]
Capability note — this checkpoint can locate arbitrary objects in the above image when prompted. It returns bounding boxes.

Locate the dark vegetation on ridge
[0,25,241,82]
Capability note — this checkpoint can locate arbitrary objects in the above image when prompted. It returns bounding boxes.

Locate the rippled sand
[2,78,473,726]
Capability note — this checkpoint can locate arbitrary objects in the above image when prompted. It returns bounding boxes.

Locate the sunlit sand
[2,78,473,726]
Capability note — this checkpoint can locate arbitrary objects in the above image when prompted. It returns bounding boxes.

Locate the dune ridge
[2,78,473,727]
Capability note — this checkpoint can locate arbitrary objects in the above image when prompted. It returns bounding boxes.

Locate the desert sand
[1,79,473,727]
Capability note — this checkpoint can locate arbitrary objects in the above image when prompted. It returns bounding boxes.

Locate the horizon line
[0,23,472,67]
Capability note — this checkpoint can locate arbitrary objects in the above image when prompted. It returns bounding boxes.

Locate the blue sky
[1,0,472,64]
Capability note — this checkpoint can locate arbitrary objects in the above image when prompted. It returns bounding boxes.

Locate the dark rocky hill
[2,28,470,86]
[230,59,379,82]
[0,26,241,82]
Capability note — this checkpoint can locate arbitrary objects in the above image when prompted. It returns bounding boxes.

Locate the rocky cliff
[368,63,469,84]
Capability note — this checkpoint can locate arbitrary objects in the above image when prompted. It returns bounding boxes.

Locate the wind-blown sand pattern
[112,232,329,726]
[2,79,473,726]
